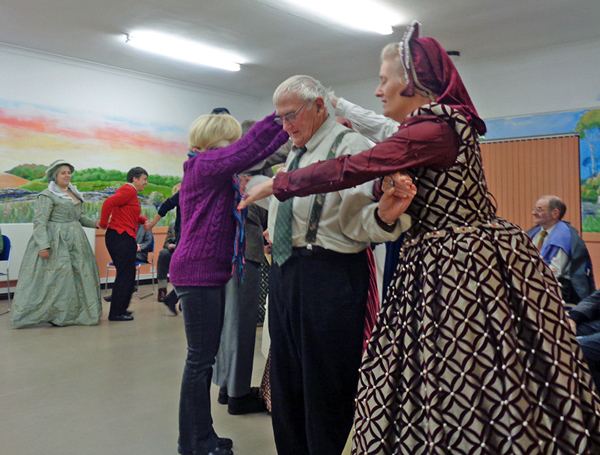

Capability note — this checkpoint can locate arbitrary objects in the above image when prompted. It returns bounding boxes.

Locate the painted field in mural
[486,109,600,233]
[0,99,186,224]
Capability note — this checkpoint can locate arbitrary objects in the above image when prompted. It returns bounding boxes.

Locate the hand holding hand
[263,229,271,245]
[382,172,417,199]
[238,178,274,210]
[377,183,416,225]
[143,220,155,232]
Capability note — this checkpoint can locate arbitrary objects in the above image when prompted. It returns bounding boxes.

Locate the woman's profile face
[375,59,417,123]
[55,166,72,188]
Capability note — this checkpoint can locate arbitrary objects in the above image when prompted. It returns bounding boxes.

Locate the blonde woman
[170,113,288,455]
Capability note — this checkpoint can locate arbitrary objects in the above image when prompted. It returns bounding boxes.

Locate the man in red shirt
[100,167,149,321]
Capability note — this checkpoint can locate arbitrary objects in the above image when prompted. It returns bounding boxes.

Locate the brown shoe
[157,287,167,302]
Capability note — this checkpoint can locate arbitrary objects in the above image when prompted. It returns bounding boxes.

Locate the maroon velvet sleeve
[273,115,459,201]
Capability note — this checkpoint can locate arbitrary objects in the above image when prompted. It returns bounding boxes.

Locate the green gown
[11,189,102,328]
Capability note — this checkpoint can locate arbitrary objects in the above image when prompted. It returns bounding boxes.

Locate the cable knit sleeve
[187,113,289,178]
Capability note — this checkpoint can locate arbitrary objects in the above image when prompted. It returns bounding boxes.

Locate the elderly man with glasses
[527,195,595,304]
[265,75,414,455]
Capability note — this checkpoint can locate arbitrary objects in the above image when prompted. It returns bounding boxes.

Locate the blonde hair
[188,114,242,151]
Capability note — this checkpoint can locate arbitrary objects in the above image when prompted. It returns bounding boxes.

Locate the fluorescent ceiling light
[282,0,403,35]
[124,31,242,72]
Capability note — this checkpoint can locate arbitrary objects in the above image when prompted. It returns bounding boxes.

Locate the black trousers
[105,228,137,317]
[269,249,369,455]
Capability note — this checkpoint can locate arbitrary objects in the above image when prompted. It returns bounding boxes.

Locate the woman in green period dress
[11,159,102,328]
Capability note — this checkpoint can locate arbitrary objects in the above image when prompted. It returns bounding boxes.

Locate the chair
[0,235,12,315]
[104,237,156,300]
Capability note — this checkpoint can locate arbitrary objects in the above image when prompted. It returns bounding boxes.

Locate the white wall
[0,44,267,132]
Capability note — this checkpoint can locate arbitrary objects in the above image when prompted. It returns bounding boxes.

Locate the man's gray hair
[273,75,333,106]
[546,195,567,220]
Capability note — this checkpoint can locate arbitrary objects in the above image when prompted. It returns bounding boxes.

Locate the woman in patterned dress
[242,21,600,455]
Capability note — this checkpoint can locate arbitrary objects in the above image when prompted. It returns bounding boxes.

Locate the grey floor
[0,286,277,455]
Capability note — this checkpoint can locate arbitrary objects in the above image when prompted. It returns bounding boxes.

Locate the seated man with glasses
[265,75,414,455]
[527,195,595,304]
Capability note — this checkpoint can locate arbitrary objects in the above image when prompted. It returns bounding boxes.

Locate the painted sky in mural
[0,98,188,176]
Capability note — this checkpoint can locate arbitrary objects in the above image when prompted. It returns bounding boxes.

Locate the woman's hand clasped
[38,249,50,259]
[377,172,417,224]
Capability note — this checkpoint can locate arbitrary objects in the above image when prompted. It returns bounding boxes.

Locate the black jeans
[157,248,173,281]
[105,228,136,317]
[176,285,227,455]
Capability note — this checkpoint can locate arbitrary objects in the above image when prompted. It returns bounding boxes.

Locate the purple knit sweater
[170,113,289,287]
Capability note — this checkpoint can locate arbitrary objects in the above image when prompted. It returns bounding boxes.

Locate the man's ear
[314,97,325,113]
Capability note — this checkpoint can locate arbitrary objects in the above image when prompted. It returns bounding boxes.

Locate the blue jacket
[527,221,595,303]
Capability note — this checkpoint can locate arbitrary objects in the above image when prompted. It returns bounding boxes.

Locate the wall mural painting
[0,99,186,225]
[485,109,600,233]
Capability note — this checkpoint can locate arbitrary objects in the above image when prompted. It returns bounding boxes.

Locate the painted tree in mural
[576,110,600,179]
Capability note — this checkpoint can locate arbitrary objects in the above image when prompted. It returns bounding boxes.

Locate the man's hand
[263,229,272,255]
[568,318,577,334]
[239,178,275,210]
[168,244,176,251]
[137,244,142,252]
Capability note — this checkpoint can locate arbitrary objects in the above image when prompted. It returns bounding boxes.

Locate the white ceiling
[2,0,600,98]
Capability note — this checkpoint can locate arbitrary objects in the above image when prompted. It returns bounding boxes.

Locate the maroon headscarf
[399,21,486,136]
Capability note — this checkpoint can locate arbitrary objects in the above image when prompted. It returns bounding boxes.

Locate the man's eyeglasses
[274,103,307,125]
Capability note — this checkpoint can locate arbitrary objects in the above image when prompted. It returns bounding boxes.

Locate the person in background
[242,21,600,454]
[99,167,148,322]
[568,289,600,391]
[136,223,153,263]
[169,112,289,455]
[0,225,3,255]
[331,95,399,143]
[211,107,231,115]
[154,221,178,314]
[332,98,403,294]
[145,183,181,314]
[527,194,595,304]
[11,159,102,328]
[213,120,278,416]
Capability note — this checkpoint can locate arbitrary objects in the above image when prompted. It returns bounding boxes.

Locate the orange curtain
[480,135,580,232]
